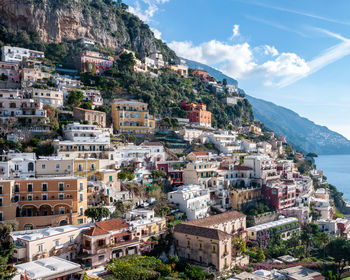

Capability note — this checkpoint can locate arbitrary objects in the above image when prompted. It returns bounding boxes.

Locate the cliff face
[0,0,176,59]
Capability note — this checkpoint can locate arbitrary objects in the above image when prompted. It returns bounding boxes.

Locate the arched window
[28,162,34,172]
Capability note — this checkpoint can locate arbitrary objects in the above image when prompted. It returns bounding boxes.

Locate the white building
[311,197,333,220]
[114,142,165,168]
[183,160,220,188]
[14,256,82,280]
[206,131,241,154]
[11,224,89,262]
[178,128,204,143]
[244,155,279,183]
[1,46,44,63]
[54,123,112,159]
[0,153,36,179]
[167,184,210,220]
[241,139,257,153]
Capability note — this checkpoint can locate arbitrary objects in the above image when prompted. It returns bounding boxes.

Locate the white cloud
[169,40,257,79]
[229,24,240,40]
[277,29,350,87]
[262,45,279,56]
[127,0,169,22]
[151,28,162,39]
[168,39,307,84]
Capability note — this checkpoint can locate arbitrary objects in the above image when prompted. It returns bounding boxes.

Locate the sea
[315,154,350,201]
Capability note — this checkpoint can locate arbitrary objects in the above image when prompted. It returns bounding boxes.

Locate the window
[90,163,95,170]
[59,207,65,214]
[59,194,64,200]
[56,164,60,169]
[42,183,48,192]
[70,236,74,245]
[14,184,19,193]
[80,206,83,215]
[55,240,60,247]
[98,255,104,261]
[79,193,83,202]
[80,182,84,191]
[27,184,33,192]
[199,243,202,251]
[27,195,33,201]
[42,194,47,200]
[187,240,190,248]
[38,244,43,252]
[77,218,83,224]
[109,175,112,182]
[58,182,64,191]
[0,198,2,206]
[41,164,46,169]
[212,245,216,253]
[0,186,2,194]
[78,164,83,171]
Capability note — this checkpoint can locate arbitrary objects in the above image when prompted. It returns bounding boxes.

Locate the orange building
[0,177,88,230]
[180,102,212,127]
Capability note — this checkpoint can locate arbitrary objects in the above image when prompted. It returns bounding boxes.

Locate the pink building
[81,51,114,75]
[82,218,140,267]
[0,61,20,83]
[263,180,296,210]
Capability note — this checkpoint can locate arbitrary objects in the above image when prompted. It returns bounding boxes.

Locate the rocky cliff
[0,0,177,60]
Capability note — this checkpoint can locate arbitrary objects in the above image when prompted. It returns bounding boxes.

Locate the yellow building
[111,99,155,134]
[73,158,100,181]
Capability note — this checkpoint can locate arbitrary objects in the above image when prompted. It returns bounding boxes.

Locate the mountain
[0,0,177,61]
[184,58,350,155]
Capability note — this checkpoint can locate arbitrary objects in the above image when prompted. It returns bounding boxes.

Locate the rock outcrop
[0,0,176,59]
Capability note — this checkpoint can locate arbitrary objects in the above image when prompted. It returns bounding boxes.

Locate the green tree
[106,255,170,280]
[319,232,331,258]
[84,206,110,222]
[67,91,84,108]
[256,247,265,263]
[326,238,350,280]
[118,52,136,72]
[81,102,93,110]
[0,222,18,280]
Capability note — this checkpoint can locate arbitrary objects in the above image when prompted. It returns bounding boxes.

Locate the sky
[124,0,350,139]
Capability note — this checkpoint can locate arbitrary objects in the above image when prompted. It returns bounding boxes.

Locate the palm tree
[319,232,331,258]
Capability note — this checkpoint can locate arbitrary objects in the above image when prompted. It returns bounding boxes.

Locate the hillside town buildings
[0,40,344,279]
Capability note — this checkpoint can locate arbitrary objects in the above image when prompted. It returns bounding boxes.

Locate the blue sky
[124,0,350,139]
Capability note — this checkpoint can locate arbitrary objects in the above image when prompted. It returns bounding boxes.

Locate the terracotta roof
[95,218,130,231]
[234,165,253,171]
[142,142,163,146]
[85,219,130,236]
[174,224,231,240]
[192,151,208,156]
[84,226,109,236]
[185,211,246,228]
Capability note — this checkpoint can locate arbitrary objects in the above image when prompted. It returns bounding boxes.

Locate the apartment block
[167,184,210,220]
[180,102,212,127]
[111,99,155,134]
[1,46,44,63]
[0,61,20,83]
[0,177,88,230]
[247,217,300,247]
[11,224,89,262]
[80,51,114,75]
[28,88,63,108]
[174,211,248,271]
[81,218,140,267]
[53,123,112,159]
